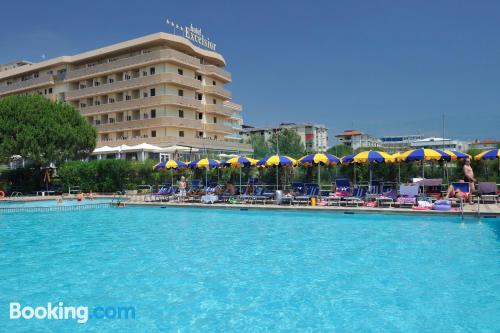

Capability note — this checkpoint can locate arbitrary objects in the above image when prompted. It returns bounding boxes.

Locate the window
[125,74,131,80]
[214,135,218,140]
[197,75,202,81]
[197,93,203,101]
[177,68,183,75]
[80,103,86,108]
[151,130,157,138]
[150,109,156,118]
[179,131,185,137]
[213,117,217,123]
[178,89,184,97]
[212,80,216,85]
[108,98,115,103]
[198,131,204,137]
[198,112,203,120]
[108,78,114,83]
[150,67,155,75]
[142,71,148,77]
[150,88,156,97]
[178,110,184,118]
[126,95,131,100]
[213,99,217,104]
[34,73,39,78]
[48,88,53,94]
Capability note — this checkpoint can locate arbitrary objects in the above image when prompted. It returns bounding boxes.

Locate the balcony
[66,73,201,101]
[199,65,232,83]
[202,85,232,100]
[204,122,234,134]
[204,104,233,117]
[95,116,203,133]
[65,49,201,81]
[80,95,202,116]
[0,75,55,96]
[96,135,253,152]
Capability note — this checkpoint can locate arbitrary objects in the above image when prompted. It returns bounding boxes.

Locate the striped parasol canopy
[299,153,341,166]
[475,149,500,160]
[223,156,258,168]
[341,154,356,164]
[444,150,471,160]
[257,155,297,167]
[154,160,188,170]
[350,150,394,164]
[397,148,451,162]
[188,158,220,169]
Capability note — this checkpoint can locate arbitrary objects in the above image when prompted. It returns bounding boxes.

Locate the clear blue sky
[1,0,499,142]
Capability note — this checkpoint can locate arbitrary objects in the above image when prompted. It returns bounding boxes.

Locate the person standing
[178,176,187,202]
[463,158,476,195]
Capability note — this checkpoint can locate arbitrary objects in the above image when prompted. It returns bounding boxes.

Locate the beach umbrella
[299,153,341,190]
[341,154,356,184]
[349,151,394,189]
[257,155,297,190]
[397,148,451,180]
[223,156,258,191]
[188,159,220,188]
[443,150,471,160]
[474,149,500,160]
[154,160,188,186]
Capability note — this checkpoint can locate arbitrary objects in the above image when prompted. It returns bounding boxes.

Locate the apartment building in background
[334,129,382,150]
[0,32,252,160]
[241,123,329,152]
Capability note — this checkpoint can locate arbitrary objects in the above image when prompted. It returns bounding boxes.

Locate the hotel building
[241,123,329,152]
[0,32,252,159]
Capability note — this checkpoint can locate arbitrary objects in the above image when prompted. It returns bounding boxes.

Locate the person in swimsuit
[463,158,476,194]
[178,176,187,202]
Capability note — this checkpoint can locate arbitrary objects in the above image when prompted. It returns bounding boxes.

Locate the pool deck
[4,195,499,217]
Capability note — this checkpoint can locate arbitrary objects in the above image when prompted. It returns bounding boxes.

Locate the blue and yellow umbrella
[257,155,297,190]
[299,153,340,166]
[223,156,258,191]
[257,155,297,167]
[154,160,188,186]
[188,158,220,188]
[299,153,340,190]
[188,158,220,169]
[341,154,355,164]
[444,150,471,161]
[475,149,500,160]
[344,151,394,186]
[223,156,258,168]
[397,148,451,162]
[154,160,188,170]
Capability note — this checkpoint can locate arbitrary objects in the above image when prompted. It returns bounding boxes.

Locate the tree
[0,95,96,166]
[247,133,270,159]
[327,144,353,158]
[268,128,305,157]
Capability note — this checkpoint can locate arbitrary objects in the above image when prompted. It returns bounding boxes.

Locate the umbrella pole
[276,166,279,191]
[318,164,321,191]
[171,169,173,187]
[239,165,242,194]
[205,168,208,189]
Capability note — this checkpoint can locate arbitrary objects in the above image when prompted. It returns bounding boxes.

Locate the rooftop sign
[166,19,217,51]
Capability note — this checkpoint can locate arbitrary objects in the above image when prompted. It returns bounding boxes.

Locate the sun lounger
[395,184,419,208]
[476,182,498,204]
[447,182,471,207]
[376,189,398,207]
[324,179,352,206]
[343,187,367,207]
[293,184,320,205]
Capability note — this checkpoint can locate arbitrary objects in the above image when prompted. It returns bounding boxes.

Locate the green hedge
[58,159,161,193]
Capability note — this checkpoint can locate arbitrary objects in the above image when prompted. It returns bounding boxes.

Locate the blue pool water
[0,197,112,208]
[0,206,499,332]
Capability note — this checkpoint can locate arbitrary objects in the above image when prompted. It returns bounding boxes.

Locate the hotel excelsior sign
[166,19,217,51]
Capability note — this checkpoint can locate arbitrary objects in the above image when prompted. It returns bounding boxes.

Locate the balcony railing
[65,49,201,81]
[203,122,235,134]
[96,136,253,151]
[199,65,232,82]
[0,75,55,96]
[202,85,232,100]
[80,95,202,115]
[95,116,203,132]
[203,104,233,117]
[66,73,201,101]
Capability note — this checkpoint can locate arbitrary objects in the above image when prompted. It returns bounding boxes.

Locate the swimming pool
[0,206,498,332]
[0,197,113,208]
